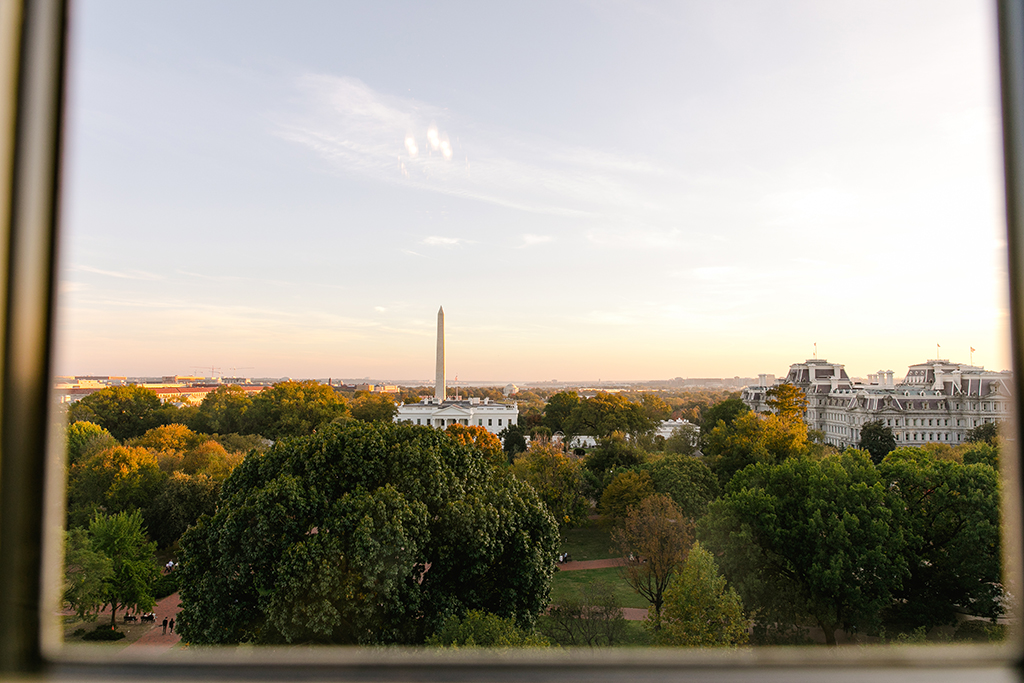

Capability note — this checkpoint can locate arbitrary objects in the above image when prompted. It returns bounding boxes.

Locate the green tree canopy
[698,450,908,645]
[196,385,253,434]
[68,386,163,441]
[639,393,672,422]
[565,393,656,439]
[698,398,749,436]
[599,470,655,524]
[656,541,748,647]
[586,431,646,477]
[878,447,1002,630]
[177,421,559,645]
[510,441,589,528]
[542,391,580,434]
[859,420,896,464]
[966,421,1000,445]
[244,380,349,439]
[145,472,220,548]
[89,510,159,626]
[644,453,719,520]
[764,384,808,421]
[67,445,168,529]
[702,412,808,487]
[426,610,550,647]
[664,423,699,456]
[65,421,117,466]
[63,527,113,621]
[612,494,694,629]
[350,392,398,423]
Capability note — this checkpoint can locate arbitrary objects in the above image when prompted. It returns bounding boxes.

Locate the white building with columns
[394,307,519,435]
[741,358,1012,449]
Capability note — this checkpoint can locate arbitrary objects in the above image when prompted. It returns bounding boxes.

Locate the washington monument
[435,306,446,402]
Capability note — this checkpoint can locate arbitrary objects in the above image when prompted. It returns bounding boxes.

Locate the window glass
[55,0,1013,657]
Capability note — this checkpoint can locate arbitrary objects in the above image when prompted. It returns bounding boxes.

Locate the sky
[56,0,1011,382]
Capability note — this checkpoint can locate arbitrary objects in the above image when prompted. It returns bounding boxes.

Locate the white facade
[742,358,1012,449]
[394,306,519,434]
[396,396,518,435]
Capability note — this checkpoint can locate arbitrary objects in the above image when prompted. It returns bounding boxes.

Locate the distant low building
[742,358,1012,449]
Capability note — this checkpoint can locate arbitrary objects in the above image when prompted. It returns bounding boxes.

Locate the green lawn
[549,566,648,610]
[559,521,615,561]
[537,615,653,647]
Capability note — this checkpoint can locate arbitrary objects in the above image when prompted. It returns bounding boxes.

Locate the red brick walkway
[120,592,182,653]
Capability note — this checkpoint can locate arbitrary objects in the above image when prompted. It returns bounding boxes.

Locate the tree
[446,423,503,465]
[586,431,646,477]
[698,450,908,645]
[702,411,808,487]
[859,420,896,464]
[565,393,656,440]
[196,385,253,434]
[65,421,117,466]
[244,380,349,439]
[878,448,1002,630]
[145,472,219,548]
[130,423,205,453]
[764,384,808,421]
[542,391,580,434]
[63,527,113,621]
[611,494,694,629]
[498,423,528,460]
[698,398,749,436]
[966,421,999,445]
[67,386,162,441]
[67,445,168,529]
[89,510,159,627]
[426,610,549,647]
[543,580,626,647]
[664,423,699,456]
[599,470,655,524]
[350,392,398,423]
[645,453,719,520]
[639,393,672,422]
[510,441,589,528]
[177,421,559,645]
[656,542,748,647]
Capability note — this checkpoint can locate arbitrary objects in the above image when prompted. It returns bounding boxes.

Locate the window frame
[1,0,1023,680]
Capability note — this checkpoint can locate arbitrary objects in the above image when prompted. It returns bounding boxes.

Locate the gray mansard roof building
[741,358,1012,449]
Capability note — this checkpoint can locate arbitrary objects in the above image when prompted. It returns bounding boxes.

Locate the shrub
[82,625,125,641]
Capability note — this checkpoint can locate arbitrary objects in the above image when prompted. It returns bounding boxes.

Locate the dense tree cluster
[177,421,558,645]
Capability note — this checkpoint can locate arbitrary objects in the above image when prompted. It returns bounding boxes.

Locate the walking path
[556,557,646,621]
[557,557,626,571]
[120,592,182,654]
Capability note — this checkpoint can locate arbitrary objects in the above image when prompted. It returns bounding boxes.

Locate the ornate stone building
[742,358,1012,449]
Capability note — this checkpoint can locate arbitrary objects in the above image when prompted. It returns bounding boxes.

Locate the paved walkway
[557,557,626,571]
[120,592,182,654]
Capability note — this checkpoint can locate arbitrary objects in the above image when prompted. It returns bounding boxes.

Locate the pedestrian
[169,618,175,633]
[162,617,168,635]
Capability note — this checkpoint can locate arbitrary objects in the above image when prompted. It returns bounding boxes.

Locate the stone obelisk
[435,306,446,402]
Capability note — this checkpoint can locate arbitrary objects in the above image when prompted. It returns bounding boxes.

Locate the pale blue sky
[57,1,1010,381]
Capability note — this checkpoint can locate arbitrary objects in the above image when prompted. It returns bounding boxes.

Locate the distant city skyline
[56,1,1009,381]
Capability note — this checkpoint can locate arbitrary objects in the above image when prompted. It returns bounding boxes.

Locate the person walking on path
[169,618,174,634]
[162,617,168,635]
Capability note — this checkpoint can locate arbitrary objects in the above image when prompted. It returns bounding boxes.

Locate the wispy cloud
[422,236,468,247]
[76,265,163,280]
[520,234,553,247]
[274,74,681,221]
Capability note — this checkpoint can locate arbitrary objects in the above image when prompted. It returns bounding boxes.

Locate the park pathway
[557,557,626,571]
[556,557,646,621]
[120,592,182,654]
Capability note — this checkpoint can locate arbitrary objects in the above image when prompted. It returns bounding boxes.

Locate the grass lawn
[536,615,653,647]
[549,566,648,610]
[61,614,159,648]
[559,521,615,561]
